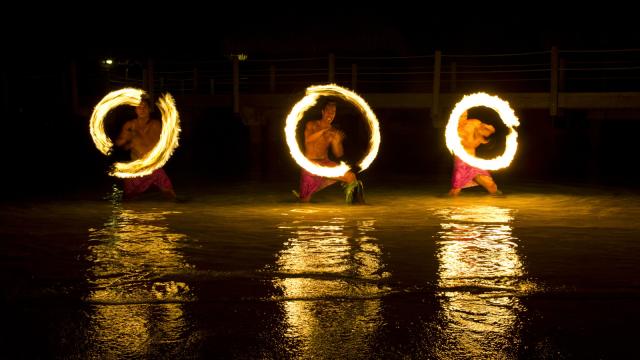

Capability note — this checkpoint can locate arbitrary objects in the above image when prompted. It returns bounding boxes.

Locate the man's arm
[304,121,329,144]
[457,112,469,132]
[474,121,495,144]
[330,129,345,158]
[478,122,495,136]
[115,121,133,147]
[473,120,496,145]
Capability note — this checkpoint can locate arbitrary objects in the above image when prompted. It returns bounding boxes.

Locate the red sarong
[123,168,174,199]
[451,156,491,189]
[299,159,337,199]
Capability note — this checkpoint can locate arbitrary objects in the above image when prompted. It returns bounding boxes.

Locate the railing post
[450,62,457,92]
[431,50,442,127]
[328,53,335,83]
[351,63,358,91]
[146,58,154,100]
[233,55,240,114]
[70,60,79,114]
[550,46,559,117]
[142,69,148,93]
[193,67,198,94]
[269,64,276,93]
[559,58,566,92]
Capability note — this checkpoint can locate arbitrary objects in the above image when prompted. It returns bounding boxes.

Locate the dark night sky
[6,4,639,60]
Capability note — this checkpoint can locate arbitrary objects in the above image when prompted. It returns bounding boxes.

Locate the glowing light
[435,206,530,357]
[274,217,385,358]
[86,206,192,355]
[284,84,380,178]
[89,88,180,178]
[445,92,519,170]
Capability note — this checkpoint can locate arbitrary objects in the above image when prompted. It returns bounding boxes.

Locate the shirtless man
[115,96,176,200]
[448,110,501,196]
[294,100,364,203]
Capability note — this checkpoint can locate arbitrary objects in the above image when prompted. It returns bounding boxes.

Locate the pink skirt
[451,156,491,189]
[299,159,337,199]
[123,168,174,199]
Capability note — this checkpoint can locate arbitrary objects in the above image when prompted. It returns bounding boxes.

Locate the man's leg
[299,167,338,203]
[161,188,177,199]
[123,175,155,200]
[336,171,356,184]
[474,175,499,194]
[352,180,365,204]
[153,169,176,200]
[317,178,338,193]
[339,171,365,204]
[299,178,337,202]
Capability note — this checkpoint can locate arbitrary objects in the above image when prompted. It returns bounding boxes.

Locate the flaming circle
[445,92,519,171]
[90,88,180,178]
[284,84,381,178]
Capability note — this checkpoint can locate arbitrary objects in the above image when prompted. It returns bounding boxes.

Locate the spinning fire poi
[90,88,180,178]
[285,84,380,203]
[445,92,519,196]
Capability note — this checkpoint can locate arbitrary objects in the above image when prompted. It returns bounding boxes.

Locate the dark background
[2,5,639,199]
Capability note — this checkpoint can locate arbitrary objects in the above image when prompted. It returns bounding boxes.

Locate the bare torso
[117,117,162,160]
[297,104,357,196]
[304,120,344,161]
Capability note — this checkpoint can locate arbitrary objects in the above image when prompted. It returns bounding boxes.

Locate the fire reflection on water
[85,197,194,357]
[434,206,533,358]
[274,215,388,357]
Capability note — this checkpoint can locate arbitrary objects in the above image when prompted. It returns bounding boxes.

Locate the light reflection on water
[85,195,194,357]
[434,206,533,358]
[274,215,388,358]
[2,184,639,358]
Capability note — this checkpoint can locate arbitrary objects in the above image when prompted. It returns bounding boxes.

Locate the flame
[284,84,381,178]
[89,88,180,178]
[445,92,519,171]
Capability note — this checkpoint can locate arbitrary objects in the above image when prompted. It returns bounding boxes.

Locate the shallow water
[1,182,639,358]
